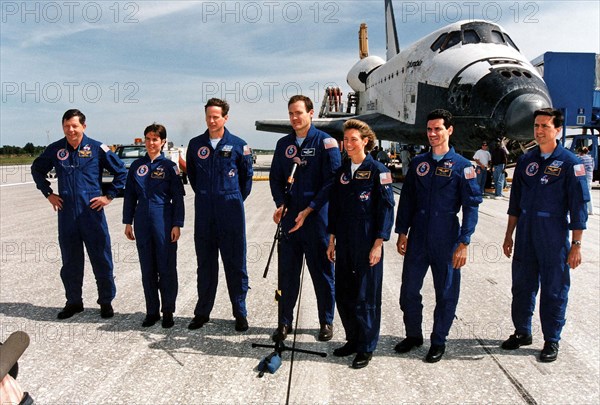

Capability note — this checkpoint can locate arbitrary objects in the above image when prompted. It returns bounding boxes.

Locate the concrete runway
[1,157,599,404]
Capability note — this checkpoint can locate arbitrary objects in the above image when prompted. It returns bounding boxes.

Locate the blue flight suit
[269,125,341,326]
[123,153,185,316]
[31,134,126,306]
[395,147,482,346]
[328,155,395,353]
[508,143,589,342]
[186,128,253,319]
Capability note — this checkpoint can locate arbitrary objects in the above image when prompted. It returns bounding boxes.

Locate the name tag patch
[355,171,371,180]
[151,169,165,179]
[301,148,315,157]
[544,166,561,176]
[435,167,452,177]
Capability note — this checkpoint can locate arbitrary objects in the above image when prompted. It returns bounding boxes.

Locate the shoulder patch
[101,144,110,152]
[380,172,393,184]
[463,166,476,180]
[243,145,252,155]
[323,137,338,149]
[574,164,586,177]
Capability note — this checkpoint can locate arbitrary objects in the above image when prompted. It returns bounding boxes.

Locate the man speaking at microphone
[269,95,341,342]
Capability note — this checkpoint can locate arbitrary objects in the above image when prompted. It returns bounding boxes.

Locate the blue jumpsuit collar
[291,124,318,147]
[145,152,166,164]
[532,142,564,160]
[201,127,232,149]
[355,153,375,168]
[427,146,458,162]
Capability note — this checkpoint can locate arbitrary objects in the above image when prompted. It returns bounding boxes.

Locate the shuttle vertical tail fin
[385,0,400,60]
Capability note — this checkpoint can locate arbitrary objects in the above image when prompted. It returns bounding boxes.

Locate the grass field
[0,155,36,165]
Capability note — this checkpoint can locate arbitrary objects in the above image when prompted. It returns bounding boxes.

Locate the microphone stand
[252,159,326,379]
[263,159,300,279]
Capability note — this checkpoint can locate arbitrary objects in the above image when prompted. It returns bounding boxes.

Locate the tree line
[0,143,45,155]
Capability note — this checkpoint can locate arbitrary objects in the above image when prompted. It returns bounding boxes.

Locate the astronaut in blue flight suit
[123,124,185,329]
[186,98,253,332]
[394,109,482,363]
[31,109,126,320]
[270,95,341,342]
[501,108,589,362]
[326,119,395,369]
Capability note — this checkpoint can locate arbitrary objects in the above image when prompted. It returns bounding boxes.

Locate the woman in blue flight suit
[123,124,185,328]
[326,119,395,369]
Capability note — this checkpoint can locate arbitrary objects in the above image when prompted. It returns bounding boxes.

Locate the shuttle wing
[255,118,346,137]
[256,113,417,143]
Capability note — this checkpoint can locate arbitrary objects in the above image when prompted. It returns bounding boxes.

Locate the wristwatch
[105,194,114,201]
[572,240,582,246]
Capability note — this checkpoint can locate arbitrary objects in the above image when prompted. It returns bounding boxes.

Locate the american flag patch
[173,165,180,176]
[574,164,586,176]
[380,172,393,184]
[463,166,476,179]
[323,138,338,149]
[243,145,252,155]
[101,143,110,152]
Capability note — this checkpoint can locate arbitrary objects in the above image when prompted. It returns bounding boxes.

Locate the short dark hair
[534,108,564,128]
[204,98,229,116]
[426,109,453,129]
[343,119,377,152]
[144,123,167,150]
[288,95,314,112]
[144,123,167,140]
[62,109,86,125]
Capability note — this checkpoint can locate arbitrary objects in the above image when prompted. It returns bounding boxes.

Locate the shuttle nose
[504,94,550,140]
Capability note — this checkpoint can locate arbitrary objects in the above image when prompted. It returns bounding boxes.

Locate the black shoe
[333,342,356,357]
[425,344,446,363]
[540,342,559,362]
[272,324,291,342]
[142,314,160,327]
[501,333,532,350]
[100,304,114,318]
[188,315,209,330]
[57,303,84,319]
[318,323,333,341]
[352,352,373,369]
[162,313,174,329]
[235,316,249,332]
[394,336,424,353]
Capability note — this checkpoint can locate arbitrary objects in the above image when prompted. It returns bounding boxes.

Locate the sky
[1,0,599,150]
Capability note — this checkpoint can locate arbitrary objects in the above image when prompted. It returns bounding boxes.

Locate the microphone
[287,162,299,186]
[292,157,306,166]
[0,331,30,380]
[287,157,307,185]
